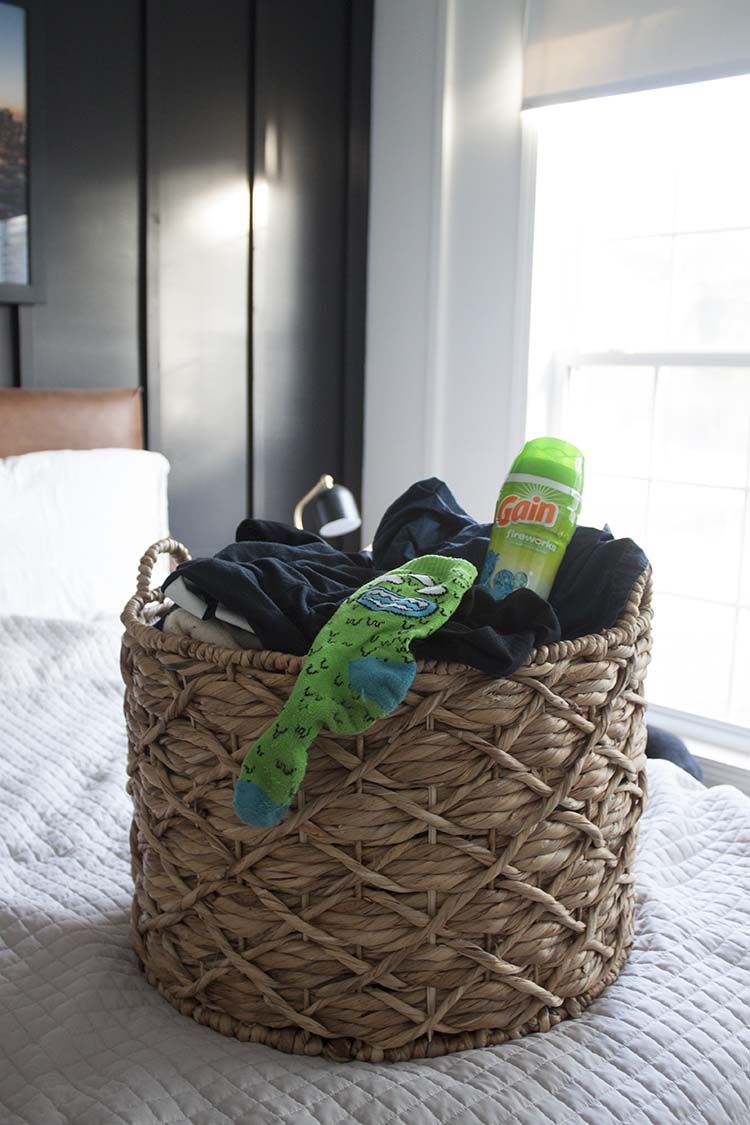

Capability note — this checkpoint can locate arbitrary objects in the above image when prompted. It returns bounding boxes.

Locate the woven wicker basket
[121,538,653,1063]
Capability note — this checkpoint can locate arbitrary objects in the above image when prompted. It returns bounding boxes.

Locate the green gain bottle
[479,437,584,602]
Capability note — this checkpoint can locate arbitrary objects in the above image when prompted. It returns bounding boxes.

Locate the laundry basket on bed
[121,538,653,1063]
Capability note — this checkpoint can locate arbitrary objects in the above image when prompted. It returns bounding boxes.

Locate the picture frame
[0,0,43,304]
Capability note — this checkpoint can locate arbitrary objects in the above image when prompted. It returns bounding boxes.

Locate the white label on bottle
[505,473,582,502]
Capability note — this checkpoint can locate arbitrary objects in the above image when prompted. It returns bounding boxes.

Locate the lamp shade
[304,482,361,538]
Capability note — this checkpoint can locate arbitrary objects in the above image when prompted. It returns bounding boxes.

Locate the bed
[1,390,750,1124]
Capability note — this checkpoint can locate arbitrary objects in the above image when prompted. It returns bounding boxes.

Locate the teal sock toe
[233,779,290,827]
[348,655,416,712]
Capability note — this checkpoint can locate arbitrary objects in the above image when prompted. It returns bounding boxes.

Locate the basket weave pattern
[122,539,652,1062]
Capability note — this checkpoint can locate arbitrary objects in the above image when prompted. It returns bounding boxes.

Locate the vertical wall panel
[363,0,524,535]
[19,0,141,389]
[146,0,250,556]
[252,0,370,528]
[361,0,446,539]
[341,0,372,528]
[0,308,15,386]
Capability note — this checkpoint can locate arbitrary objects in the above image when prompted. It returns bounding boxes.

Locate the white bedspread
[1,616,749,1125]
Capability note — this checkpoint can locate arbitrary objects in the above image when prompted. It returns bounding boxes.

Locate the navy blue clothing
[165,477,648,670]
[646,725,704,782]
[372,478,649,639]
[169,521,372,656]
[163,478,704,776]
[163,519,560,674]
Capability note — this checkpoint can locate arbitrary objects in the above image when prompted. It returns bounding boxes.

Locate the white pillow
[0,448,170,620]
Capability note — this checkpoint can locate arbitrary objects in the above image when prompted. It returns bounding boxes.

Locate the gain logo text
[496,493,558,529]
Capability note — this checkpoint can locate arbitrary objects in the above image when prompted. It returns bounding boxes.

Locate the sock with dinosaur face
[233,554,476,826]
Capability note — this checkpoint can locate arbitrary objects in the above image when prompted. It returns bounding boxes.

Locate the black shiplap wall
[0,0,142,388]
[252,0,371,526]
[17,0,141,391]
[0,308,14,386]
[0,0,371,552]
[145,0,250,557]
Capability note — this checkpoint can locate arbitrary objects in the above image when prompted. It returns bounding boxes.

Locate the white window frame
[514,118,750,774]
[553,350,750,760]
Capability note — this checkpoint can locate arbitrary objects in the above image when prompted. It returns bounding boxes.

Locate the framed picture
[0,0,43,303]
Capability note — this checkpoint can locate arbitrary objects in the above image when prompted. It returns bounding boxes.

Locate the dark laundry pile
[161,476,701,778]
[164,477,648,672]
[371,477,649,664]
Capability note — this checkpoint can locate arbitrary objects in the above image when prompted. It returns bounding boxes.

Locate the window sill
[689,740,750,795]
[647,703,750,795]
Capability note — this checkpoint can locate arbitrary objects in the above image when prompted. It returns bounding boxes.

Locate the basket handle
[135,537,191,599]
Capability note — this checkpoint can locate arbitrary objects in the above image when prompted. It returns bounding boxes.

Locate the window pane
[647,594,734,719]
[528,77,750,732]
[670,230,750,351]
[730,609,750,726]
[535,91,678,240]
[652,367,750,488]
[579,472,648,547]
[741,508,750,609]
[674,82,750,231]
[565,366,654,476]
[577,237,672,351]
[646,482,745,603]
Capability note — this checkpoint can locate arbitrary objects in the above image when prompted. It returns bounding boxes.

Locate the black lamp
[293,474,361,538]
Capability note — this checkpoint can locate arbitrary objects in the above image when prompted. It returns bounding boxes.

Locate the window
[524,77,750,744]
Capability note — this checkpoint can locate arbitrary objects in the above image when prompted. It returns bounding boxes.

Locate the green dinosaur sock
[233,554,476,826]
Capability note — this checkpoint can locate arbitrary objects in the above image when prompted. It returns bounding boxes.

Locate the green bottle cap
[511,437,584,494]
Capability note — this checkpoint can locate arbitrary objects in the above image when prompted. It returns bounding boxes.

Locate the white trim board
[694,750,750,795]
[363,0,527,541]
[362,0,450,542]
[648,704,750,759]
[507,112,537,461]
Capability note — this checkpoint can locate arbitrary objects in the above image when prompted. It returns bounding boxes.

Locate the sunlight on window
[526,76,750,731]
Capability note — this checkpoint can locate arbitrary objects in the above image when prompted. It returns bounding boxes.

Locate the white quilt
[1,616,750,1125]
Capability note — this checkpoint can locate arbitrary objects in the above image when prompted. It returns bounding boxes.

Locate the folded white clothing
[164,575,263,644]
[162,607,262,651]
